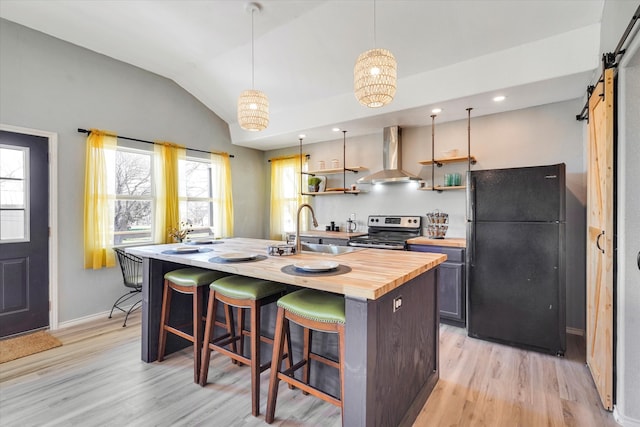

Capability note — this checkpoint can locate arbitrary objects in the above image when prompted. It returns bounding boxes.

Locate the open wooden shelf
[419,156,476,166]
[305,166,367,175]
[303,190,365,196]
[417,185,466,192]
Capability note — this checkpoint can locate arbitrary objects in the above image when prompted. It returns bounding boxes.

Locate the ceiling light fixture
[237,2,269,132]
[493,95,506,102]
[431,108,442,114]
[332,127,341,132]
[354,0,397,108]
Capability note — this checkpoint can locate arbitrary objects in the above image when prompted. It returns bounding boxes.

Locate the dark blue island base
[139,257,439,427]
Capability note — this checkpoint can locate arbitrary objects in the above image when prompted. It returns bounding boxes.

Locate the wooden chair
[265,288,345,424]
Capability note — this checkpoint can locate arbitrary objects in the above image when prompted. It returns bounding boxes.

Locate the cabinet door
[439,262,464,323]
[321,237,349,246]
[407,245,466,325]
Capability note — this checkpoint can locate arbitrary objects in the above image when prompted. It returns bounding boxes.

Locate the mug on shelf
[331,159,340,168]
[317,160,325,170]
[444,173,453,186]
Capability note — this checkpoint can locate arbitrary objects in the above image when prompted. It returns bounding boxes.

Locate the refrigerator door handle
[467,176,476,222]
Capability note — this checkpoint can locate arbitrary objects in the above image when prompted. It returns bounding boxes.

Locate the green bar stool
[157,267,228,383]
[265,288,345,424]
[199,275,290,417]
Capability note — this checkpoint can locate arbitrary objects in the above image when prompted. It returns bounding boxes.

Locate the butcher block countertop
[128,237,446,300]
[406,237,467,248]
[297,230,368,239]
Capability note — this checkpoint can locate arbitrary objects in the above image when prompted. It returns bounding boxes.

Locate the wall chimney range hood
[357,126,421,184]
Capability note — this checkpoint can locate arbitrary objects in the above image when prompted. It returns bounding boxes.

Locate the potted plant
[308,176,322,192]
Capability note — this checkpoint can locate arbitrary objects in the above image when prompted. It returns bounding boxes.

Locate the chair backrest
[114,248,143,290]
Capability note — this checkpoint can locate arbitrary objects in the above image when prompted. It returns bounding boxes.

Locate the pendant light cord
[373,0,377,48]
[251,8,255,89]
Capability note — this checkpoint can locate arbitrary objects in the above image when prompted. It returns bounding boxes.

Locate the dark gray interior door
[0,130,49,338]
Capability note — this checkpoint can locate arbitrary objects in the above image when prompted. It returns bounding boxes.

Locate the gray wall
[0,19,266,323]
[265,99,587,331]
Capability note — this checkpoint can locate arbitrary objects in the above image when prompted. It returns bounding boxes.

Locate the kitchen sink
[300,243,363,255]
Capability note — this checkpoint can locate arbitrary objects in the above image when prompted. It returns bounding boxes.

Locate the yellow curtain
[154,142,185,243]
[269,155,308,240]
[83,129,117,269]
[210,152,234,238]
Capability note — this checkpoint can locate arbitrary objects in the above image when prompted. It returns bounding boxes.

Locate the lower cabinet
[407,244,466,327]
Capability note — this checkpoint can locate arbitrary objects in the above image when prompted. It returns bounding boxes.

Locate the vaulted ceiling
[0,0,605,149]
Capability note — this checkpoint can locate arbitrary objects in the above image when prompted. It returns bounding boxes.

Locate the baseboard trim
[566,327,584,336]
[615,407,640,427]
[56,305,137,330]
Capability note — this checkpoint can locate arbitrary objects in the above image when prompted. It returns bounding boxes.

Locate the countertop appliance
[466,164,566,355]
[348,215,422,250]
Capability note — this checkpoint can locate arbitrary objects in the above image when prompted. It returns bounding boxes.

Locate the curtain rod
[77,128,234,158]
[576,4,640,121]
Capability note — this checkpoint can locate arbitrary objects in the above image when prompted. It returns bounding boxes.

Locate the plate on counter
[174,246,200,254]
[217,252,259,261]
[293,261,339,272]
[185,239,220,245]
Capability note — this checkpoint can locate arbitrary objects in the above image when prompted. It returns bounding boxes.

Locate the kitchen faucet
[296,203,319,254]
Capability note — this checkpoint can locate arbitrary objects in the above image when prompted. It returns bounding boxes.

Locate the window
[178,157,214,236]
[107,150,221,245]
[107,147,154,246]
[0,145,29,242]
[270,155,306,240]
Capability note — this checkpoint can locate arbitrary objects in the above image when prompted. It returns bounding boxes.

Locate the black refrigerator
[466,164,566,355]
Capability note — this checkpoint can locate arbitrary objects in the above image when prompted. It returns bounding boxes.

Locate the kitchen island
[128,238,446,427]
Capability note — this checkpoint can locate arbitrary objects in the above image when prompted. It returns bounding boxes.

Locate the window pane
[115,151,151,196]
[0,179,24,208]
[180,201,212,227]
[0,147,25,179]
[114,200,152,232]
[180,160,211,198]
[1,209,25,240]
[114,200,152,245]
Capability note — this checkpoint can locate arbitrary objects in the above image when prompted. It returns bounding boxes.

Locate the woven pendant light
[238,89,269,131]
[238,3,269,131]
[354,0,397,108]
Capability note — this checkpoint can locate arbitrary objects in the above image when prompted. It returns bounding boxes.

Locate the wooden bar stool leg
[223,302,238,364]
[250,300,260,416]
[266,306,286,424]
[284,320,294,389]
[157,279,171,362]
[338,324,345,414]
[237,305,245,361]
[199,290,217,385]
[302,328,311,395]
[192,285,204,383]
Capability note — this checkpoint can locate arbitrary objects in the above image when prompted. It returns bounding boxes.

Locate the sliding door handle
[596,230,605,254]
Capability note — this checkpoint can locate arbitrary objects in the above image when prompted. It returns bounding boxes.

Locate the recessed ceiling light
[332,127,341,132]
[431,108,442,114]
[493,95,506,102]
[298,134,306,139]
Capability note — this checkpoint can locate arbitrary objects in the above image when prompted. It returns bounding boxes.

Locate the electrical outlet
[393,296,402,312]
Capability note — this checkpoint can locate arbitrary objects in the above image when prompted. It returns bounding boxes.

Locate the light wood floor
[0,313,618,427]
